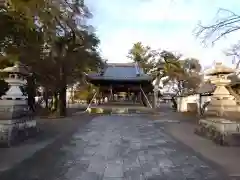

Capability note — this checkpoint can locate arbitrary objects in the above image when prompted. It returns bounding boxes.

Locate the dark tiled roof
[87,63,152,81]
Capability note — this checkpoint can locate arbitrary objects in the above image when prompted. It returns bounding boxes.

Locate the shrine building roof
[87,63,152,82]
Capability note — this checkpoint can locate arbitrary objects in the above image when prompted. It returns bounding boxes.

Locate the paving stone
[104,161,124,178]
[124,168,145,180]
[140,161,163,178]
[83,147,97,156]
[123,157,141,169]
[77,172,102,180]
[144,174,166,180]
[0,115,227,180]
[102,178,125,180]
[87,156,106,175]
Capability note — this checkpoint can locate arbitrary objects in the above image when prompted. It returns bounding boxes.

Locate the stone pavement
[166,121,240,179]
[0,114,95,174]
[0,114,228,180]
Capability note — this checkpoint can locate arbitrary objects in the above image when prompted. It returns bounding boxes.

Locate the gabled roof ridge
[108,62,135,67]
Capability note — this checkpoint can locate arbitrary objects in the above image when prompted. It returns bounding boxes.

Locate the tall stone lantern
[0,62,37,146]
[196,62,240,146]
[204,62,236,117]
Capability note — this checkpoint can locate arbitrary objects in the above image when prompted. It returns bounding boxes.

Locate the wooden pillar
[139,91,142,103]
[99,90,102,104]
[110,84,113,101]
[199,93,202,115]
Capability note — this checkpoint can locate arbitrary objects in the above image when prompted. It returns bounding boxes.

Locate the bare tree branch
[225,41,240,68]
[195,8,240,46]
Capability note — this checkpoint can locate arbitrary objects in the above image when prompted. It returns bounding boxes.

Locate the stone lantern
[196,62,240,146]
[1,62,28,101]
[204,62,236,117]
[0,62,37,146]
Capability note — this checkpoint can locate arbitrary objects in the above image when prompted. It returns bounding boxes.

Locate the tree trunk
[57,65,67,117]
[52,91,58,112]
[58,86,66,116]
[171,96,177,110]
[43,88,49,110]
[27,75,36,113]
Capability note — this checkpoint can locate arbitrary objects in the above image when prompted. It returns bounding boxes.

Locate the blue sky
[86,0,240,68]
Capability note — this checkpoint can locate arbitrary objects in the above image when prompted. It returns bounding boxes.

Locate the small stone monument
[0,62,37,146]
[195,62,240,146]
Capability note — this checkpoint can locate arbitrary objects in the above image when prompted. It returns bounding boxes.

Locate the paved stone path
[60,115,225,180]
[0,115,227,180]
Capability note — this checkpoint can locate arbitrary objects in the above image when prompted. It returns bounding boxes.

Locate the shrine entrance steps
[86,103,156,115]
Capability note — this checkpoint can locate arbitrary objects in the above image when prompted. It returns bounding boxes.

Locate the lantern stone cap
[1,62,29,75]
[205,62,235,76]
